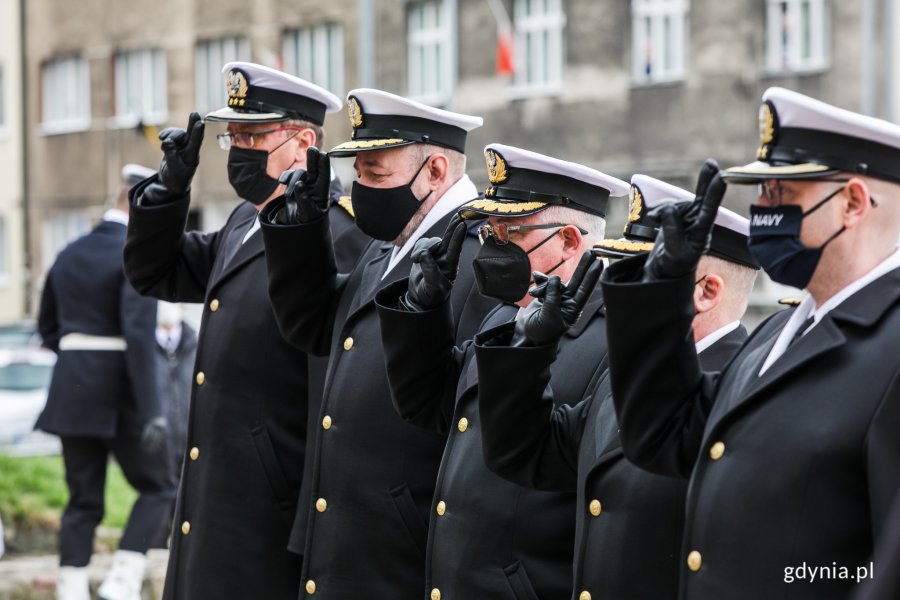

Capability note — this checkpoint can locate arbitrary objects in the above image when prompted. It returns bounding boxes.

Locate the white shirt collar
[759,246,900,375]
[103,208,129,226]
[382,175,479,279]
[695,320,741,354]
[242,215,261,244]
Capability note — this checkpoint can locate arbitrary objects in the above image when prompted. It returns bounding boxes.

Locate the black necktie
[788,316,815,348]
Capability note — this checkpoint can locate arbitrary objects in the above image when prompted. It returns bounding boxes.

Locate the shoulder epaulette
[336,195,355,219]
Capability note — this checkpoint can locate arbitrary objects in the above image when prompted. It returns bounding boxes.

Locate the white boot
[97,550,146,600]
[57,566,90,600]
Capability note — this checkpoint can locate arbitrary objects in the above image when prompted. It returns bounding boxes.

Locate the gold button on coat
[322,415,332,430]
[579,592,592,600]
[709,441,725,460]
[457,417,469,432]
[195,371,205,385]
[436,501,446,516]
[431,588,441,600]
[687,550,702,572]
[589,499,602,517]
[189,447,199,461]
[305,580,316,594]
[316,498,327,513]
[181,521,190,535]
[210,299,219,312]
[343,337,354,351]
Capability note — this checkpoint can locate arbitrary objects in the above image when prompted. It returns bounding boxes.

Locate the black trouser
[59,435,177,566]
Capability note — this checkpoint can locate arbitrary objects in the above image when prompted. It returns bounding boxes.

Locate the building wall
[0,0,26,321]
[25,0,359,309]
[23,0,893,316]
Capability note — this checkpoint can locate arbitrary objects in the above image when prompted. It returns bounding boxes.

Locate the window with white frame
[513,0,566,95]
[0,65,5,132]
[283,24,344,97]
[0,217,7,283]
[114,48,167,125]
[766,0,829,73]
[195,37,251,114]
[632,0,688,84]
[41,55,90,133]
[407,1,455,106]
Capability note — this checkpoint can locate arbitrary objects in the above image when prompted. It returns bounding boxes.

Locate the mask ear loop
[407,155,435,205]
[800,184,848,251]
[523,229,566,286]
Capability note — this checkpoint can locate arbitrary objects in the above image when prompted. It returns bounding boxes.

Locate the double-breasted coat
[260,200,497,599]
[37,219,161,439]
[476,319,746,600]
[124,179,364,599]
[600,255,900,599]
[376,282,607,600]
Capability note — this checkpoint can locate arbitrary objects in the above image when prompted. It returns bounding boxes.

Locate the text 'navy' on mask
[748,184,846,289]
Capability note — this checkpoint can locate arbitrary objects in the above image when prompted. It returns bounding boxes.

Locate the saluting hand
[274,146,332,224]
[402,214,468,311]
[643,159,725,281]
[512,252,604,347]
[157,112,205,196]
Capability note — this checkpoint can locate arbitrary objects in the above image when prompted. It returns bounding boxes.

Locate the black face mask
[351,157,434,241]
[472,231,564,303]
[748,186,845,289]
[227,134,299,205]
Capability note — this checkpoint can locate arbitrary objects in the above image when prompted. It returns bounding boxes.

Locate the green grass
[0,454,138,529]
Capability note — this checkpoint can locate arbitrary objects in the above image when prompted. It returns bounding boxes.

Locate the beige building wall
[0,0,26,321]
[25,0,359,309]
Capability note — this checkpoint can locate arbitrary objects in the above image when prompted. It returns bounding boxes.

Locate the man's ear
[694,273,724,314]
[843,178,873,229]
[427,154,450,187]
[559,226,583,261]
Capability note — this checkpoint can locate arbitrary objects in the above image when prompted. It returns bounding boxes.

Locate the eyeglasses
[216,127,303,150]
[476,222,588,245]
[757,178,877,207]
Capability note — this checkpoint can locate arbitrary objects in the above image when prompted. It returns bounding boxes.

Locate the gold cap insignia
[226,70,249,108]
[627,185,643,224]
[348,97,363,129]
[757,101,777,160]
[485,149,508,185]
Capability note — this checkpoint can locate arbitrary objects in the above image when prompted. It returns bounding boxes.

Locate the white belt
[59,333,127,351]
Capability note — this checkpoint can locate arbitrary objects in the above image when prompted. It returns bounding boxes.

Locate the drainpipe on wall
[19,0,31,316]
[358,0,375,88]
[861,0,875,116]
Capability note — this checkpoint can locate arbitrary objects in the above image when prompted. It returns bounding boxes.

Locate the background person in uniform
[36,163,176,600]
[153,301,197,480]
[259,89,497,598]
[476,175,759,600]
[600,87,900,599]
[375,144,627,600]
[123,63,354,600]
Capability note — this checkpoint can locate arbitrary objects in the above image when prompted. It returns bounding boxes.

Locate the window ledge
[39,120,91,136]
[630,77,685,89]
[506,84,562,101]
[106,113,170,130]
[763,64,830,78]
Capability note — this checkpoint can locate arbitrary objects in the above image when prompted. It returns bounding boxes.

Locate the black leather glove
[511,252,604,347]
[275,146,331,224]
[643,159,725,282]
[400,214,468,311]
[140,416,169,453]
[157,112,205,196]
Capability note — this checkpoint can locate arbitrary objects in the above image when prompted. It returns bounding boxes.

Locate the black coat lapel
[210,220,263,292]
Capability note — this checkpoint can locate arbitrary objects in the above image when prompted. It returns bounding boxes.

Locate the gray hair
[535,205,606,246]
[699,255,759,318]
